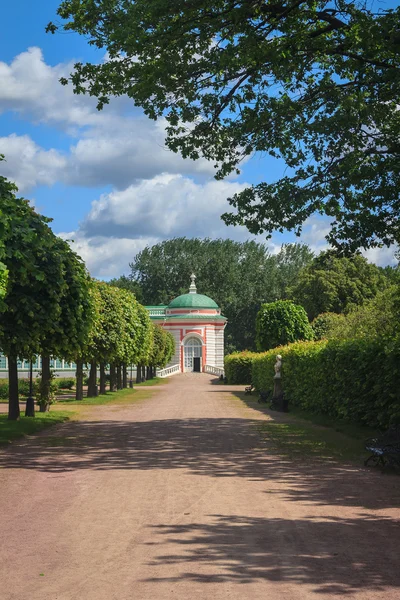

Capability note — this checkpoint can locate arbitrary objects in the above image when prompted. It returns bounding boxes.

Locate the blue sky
[0,0,398,277]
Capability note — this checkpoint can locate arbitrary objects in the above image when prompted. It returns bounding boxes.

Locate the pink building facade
[146,275,226,373]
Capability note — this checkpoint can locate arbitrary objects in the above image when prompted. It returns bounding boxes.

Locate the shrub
[224,351,258,384]
[250,338,400,428]
[56,377,75,390]
[311,312,346,340]
[256,300,314,351]
[0,381,8,399]
[0,378,38,398]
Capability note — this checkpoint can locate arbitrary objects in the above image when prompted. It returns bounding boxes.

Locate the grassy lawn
[234,391,376,464]
[0,379,168,444]
[0,412,73,446]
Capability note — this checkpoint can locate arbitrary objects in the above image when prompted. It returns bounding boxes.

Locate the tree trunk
[87,361,98,397]
[117,364,123,390]
[8,354,20,421]
[39,355,51,412]
[122,364,128,388]
[110,363,117,391]
[99,362,106,395]
[136,364,142,384]
[76,360,84,400]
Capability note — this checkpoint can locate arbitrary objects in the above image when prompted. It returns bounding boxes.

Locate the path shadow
[143,513,400,595]
[1,417,399,510]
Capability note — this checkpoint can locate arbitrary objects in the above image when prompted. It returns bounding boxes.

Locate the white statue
[274,355,282,379]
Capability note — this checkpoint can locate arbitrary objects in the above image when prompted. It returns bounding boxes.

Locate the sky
[0,0,398,279]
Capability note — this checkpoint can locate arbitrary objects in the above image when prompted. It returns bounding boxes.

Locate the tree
[290,251,388,320]
[50,1,400,251]
[318,285,400,342]
[311,312,347,341]
[256,300,314,351]
[108,275,143,303]
[0,179,73,419]
[273,244,314,299]
[130,238,306,352]
[149,324,175,376]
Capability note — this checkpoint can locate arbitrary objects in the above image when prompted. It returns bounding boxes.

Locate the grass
[56,377,167,405]
[233,390,376,464]
[0,411,73,445]
[0,379,166,444]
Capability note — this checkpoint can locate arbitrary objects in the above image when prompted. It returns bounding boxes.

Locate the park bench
[364,426,400,469]
[245,384,255,395]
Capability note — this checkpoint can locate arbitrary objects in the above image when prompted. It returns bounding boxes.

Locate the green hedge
[226,338,400,428]
[56,377,75,390]
[0,378,39,398]
[224,351,258,384]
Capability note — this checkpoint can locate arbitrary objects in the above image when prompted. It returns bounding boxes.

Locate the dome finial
[189,273,197,294]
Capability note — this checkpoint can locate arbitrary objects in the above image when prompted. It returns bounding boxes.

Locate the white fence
[204,364,225,377]
[156,364,181,378]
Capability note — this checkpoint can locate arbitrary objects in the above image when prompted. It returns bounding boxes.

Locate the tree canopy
[129,237,312,351]
[290,251,388,320]
[256,300,314,351]
[50,0,400,251]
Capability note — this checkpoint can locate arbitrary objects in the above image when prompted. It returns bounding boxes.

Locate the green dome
[168,293,219,309]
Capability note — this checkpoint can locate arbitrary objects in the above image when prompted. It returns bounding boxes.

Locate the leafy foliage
[224,351,258,384]
[150,324,175,369]
[130,237,312,351]
[290,251,387,320]
[256,300,313,351]
[322,285,400,341]
[51,1,400,250]
[311,312,347,341]
[108,275,143,303]
[249,338,400,429]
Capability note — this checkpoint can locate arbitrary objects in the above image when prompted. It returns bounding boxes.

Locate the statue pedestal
[273,375,283,399]
[271,375,288,412]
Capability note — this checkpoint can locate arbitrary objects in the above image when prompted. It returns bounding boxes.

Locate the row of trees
[110,238,397,352]
[0,169,174,421]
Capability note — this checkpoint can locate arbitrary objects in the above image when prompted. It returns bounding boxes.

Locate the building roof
[168,293,219,309]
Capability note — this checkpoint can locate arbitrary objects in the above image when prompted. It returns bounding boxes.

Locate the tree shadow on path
[1,417,399,511]
[143,513,400,595]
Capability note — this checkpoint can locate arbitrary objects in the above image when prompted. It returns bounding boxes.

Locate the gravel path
[0,373,399,600]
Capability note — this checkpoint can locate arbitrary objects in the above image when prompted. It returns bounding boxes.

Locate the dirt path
[0,374,399,600]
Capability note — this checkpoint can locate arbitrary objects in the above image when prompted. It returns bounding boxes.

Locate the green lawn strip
[0,411,73,445]
[55,381,165,406]
[234,391,376,463]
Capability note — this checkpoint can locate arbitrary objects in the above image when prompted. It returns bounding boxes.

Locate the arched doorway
[183,337,202,372]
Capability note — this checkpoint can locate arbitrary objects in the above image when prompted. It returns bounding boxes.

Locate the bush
[250,338,400,429]
[311,312,346,340]
[0,381,8,399]
[224,351,258,384]
[256,300,314,351]
[0,379,39,399]
[56,377,76,390]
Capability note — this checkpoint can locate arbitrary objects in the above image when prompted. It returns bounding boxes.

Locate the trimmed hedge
[224,351,258,384]
[56,377,75,390]
[226,338,400,428]
[0,379,38,398]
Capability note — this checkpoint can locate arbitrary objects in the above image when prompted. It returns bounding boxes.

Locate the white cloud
[0,47,99,128]
[65,116,215,188]
[0,134,66,191]
[59,232,158,278]
[81,174,249,239]
[59,175,258,277]
[363,245,398,267]
[0,48,216,188]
